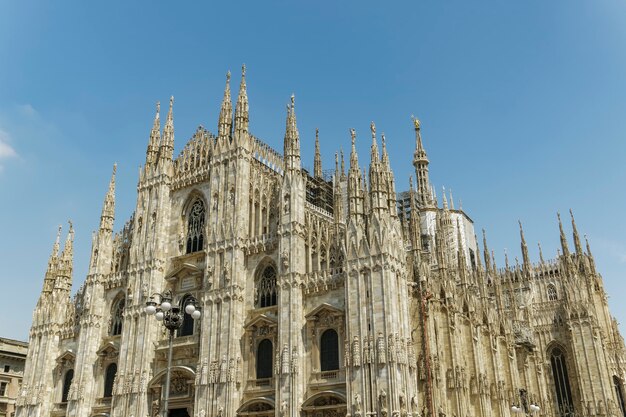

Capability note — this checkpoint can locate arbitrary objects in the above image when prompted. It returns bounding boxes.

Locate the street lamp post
[145,290,201,417]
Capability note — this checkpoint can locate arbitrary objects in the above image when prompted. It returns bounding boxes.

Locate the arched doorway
[237,398,275,417]
[148,366,196,417]
[301,392,347,417]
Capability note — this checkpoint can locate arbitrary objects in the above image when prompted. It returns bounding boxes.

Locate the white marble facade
[16,68,626,417]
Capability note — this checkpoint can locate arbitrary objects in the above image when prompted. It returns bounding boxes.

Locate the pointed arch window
[177,294,195,337]
[186,199,205,254]
[256,339,273,379]
[614,376,626,416]
[103,363,117,398]
[62,369,74,403]
[256,265,277,308]
[548,284,558,301]
[110,298,125,336]
[550,347,574,416]
[320,329,339,371]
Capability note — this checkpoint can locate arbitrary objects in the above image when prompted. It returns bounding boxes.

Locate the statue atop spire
[314,128,322,179]
[218,70,233,138]
[234,64,249,136]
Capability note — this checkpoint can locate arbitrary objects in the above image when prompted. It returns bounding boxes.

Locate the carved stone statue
[388,334,396,362]
[363,337,371,364]
[281,344,290,374]
[291,345,299,374]
[377,332,386,363]
[379,389,388,417]
[281,400,288,417]
[220,355,227,383]
[352,336,361,367]
[354,393,362,413]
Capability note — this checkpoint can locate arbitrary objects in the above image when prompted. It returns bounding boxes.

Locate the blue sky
[1,1,626,341]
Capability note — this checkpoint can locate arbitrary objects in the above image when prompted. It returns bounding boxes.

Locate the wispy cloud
[0,128,18,172]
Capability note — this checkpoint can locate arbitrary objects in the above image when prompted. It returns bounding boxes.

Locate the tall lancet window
[550,347,574,416]
[110,298,125,336]
[256,339,273,379]
[320,329,339,371]
[614,376,626,416]
[103,363,117,398]
[186,199,206,254]
[61,369,74,403]
[256,265,277,308]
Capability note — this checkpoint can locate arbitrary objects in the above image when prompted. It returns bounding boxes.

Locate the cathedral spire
[370,121,379,163]
[570,209,583,255]
[538,242,545,264]
[412,115,432,205]
[99,163,116,233]
[442,186,448,210]
[349,128,359,169]
[340,148,346,181]
[557,212,570,257]
[61,220,74,261]
[146,101,161,166]
[482,229,492,273]
[314,128,322,179]
[160,96,175,161]
[234,64,249,136]
[381,133,390,168]
[42,225,62,294]
[347,128,363,220]
[456,219,468,282]
[218,70,233,138]
[283,94,301,171]
[519,220,530,268]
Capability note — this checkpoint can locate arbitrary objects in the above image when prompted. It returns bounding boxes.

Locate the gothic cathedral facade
[16,67,626,417]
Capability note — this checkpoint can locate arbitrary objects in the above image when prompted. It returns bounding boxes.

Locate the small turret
[218,71,233,139]
[234,64,249,137]
[314,128,322,179]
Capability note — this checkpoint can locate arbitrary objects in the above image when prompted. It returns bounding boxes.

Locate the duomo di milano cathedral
[15,66,626,417]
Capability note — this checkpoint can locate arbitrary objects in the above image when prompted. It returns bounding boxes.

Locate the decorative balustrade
[310,369,345,384]
[246,377,274,391]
